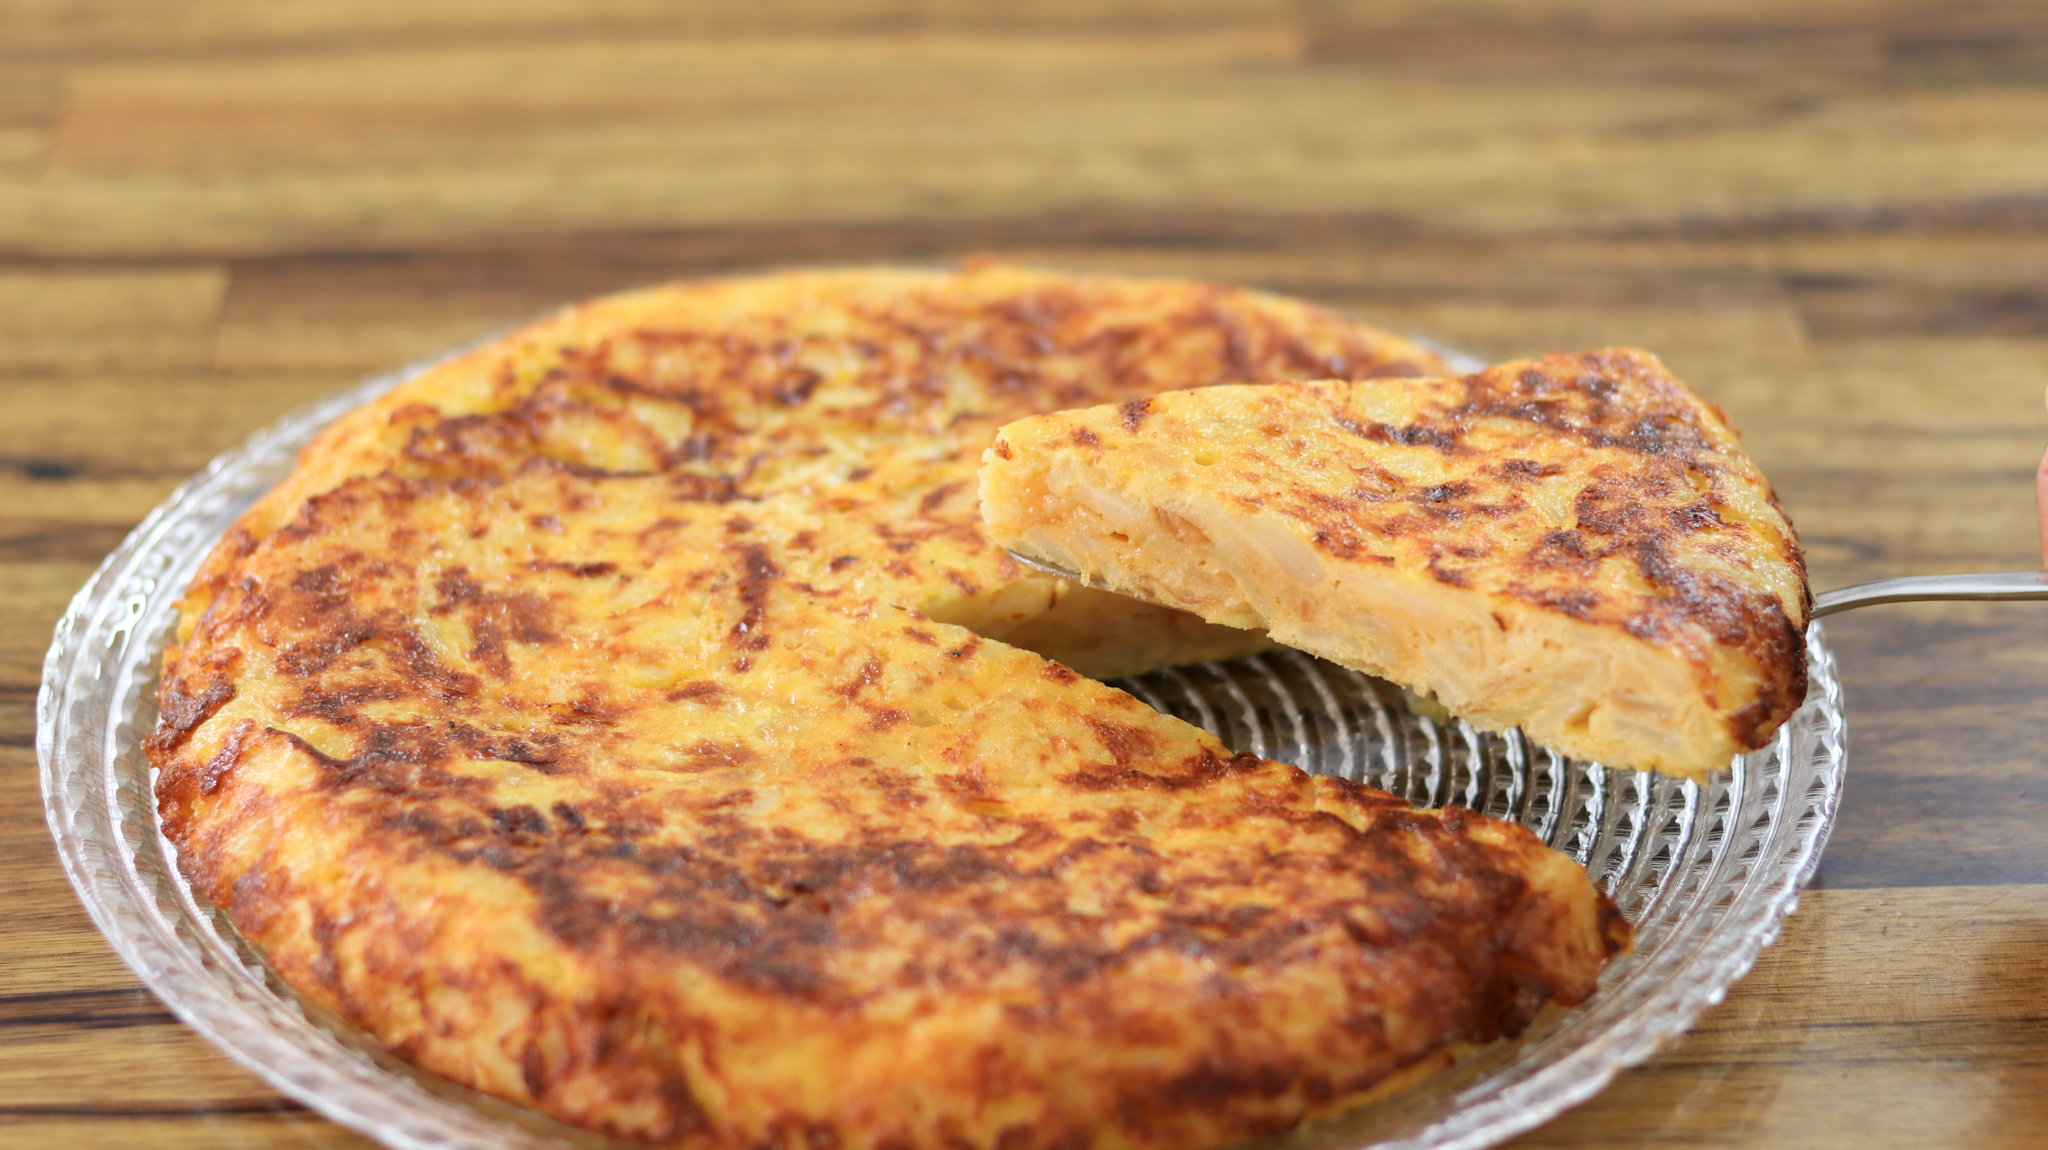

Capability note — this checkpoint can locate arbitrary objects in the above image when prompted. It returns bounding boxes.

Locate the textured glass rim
[37,341,1847,1150]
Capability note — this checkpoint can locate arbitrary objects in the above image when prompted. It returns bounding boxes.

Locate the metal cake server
[1809,570,2048,617]
[1005,551,2048,620]
[1005,380,2048,622]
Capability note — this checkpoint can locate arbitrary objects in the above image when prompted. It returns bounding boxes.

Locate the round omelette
[148,263,1631,1150]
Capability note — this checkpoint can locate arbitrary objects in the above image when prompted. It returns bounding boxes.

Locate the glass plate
[38,348,1846,1150]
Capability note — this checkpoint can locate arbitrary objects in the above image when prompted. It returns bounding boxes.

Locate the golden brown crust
[980,350,1810,777]
[1443,352,1808,709]
[150,265,1627,1150]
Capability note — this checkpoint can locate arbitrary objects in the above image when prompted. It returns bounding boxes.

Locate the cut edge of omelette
[979,348,1811,780]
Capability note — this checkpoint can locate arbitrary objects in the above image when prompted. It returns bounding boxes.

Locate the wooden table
[5,2,2046,1147]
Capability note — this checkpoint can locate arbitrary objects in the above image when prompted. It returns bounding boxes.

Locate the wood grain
[3,0,2045,1147]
